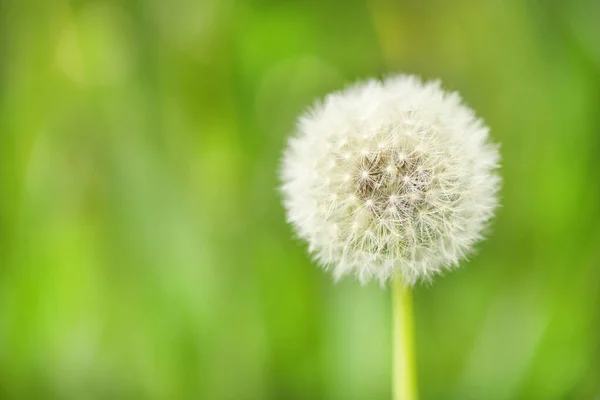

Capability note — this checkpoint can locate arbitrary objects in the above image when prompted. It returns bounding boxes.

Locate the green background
[1,0,599,398]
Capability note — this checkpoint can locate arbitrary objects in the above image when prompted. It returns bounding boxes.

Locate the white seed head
[280,75,501,285]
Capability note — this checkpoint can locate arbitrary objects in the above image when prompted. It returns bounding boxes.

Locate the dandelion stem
[392,278,418,400]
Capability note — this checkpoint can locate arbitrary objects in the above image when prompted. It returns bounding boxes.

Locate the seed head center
[354,148,431,215]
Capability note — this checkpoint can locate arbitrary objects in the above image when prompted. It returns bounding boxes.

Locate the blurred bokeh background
[1,0,600,398]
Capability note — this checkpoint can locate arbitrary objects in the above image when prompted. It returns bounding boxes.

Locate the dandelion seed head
[280,75,501,285]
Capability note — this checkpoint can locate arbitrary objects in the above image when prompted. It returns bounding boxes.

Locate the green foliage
[0,0,599,398]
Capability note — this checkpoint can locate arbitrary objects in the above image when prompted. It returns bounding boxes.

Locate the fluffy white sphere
[280,75,501,285]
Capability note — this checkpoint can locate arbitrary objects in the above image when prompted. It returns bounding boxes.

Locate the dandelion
[280,75,500,286]
[280,75,501,400]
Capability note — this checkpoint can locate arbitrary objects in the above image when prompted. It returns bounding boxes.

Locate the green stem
[392,278,418,400]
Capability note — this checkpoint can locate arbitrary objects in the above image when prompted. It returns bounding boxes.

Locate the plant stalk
[392,278,418,400]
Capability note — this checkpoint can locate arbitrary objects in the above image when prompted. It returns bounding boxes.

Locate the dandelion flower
[280,75,501,285]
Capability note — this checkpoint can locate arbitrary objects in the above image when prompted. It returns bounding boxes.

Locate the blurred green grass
[1,0,600,399]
